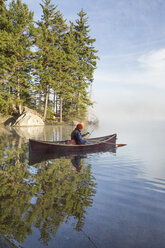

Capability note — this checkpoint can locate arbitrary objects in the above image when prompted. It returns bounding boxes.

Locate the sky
[6,0,165,121]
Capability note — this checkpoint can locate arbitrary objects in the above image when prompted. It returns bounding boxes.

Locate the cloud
[138,49,165,71]
[93,48,165,121]
[94,48,165,90]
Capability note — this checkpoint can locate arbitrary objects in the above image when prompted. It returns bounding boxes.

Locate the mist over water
[0,119,165,248]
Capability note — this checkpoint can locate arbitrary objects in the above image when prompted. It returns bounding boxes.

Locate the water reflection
[0,127,98,246]
[29,145,116,166]
[5,125,69,141]
[1,121,165,247]
[71,155,86,172]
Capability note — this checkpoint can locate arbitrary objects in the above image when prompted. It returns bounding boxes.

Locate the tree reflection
[0,134,96,246]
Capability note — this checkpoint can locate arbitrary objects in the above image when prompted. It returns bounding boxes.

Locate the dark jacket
[71,128,87,144]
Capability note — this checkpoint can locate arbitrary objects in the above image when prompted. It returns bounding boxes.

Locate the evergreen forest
[0,0,99,122]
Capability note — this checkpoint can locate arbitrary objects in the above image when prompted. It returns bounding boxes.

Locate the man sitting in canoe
[71,123,89,144]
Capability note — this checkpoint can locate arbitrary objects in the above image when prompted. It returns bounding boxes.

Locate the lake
[0,119,165,248]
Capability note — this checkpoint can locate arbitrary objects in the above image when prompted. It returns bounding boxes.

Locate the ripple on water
[82,152,165,248]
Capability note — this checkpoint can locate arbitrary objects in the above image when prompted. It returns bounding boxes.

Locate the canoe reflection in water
[29,143,116,170]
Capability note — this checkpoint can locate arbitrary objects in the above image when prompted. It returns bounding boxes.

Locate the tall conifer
[60,22,80,119]
[0,0,10,113]
[0,0,34,114]
[73,9,99,117]
[56,22,80,121]
[33,0,68,121]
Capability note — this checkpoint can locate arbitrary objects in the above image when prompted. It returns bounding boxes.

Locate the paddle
[87,139,126,147]
[117,143,126,147]
[104,142,127,147]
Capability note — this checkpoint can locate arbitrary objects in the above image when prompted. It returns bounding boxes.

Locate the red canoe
[29,134,117,153]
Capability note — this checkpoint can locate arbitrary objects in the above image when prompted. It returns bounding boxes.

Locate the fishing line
[81,229,99,248]
[87,128,95,138]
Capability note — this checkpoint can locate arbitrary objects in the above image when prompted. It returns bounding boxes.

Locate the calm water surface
[0,120,165,248]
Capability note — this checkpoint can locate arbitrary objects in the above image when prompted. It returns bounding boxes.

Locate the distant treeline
[0,0,99,122]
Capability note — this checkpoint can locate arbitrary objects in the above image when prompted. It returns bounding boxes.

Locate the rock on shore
[5,107,44,127]
[12,112,44,127]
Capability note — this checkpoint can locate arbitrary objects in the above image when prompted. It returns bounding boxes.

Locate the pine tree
[59,22,80,120]
[0,0,12,114]
[0,0,34,115]
[73,9,99,117]
[55,22,80,122]
[33,0,68,121]
[0,0,7,20]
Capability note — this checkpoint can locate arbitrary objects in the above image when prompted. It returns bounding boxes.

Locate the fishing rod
[86,128,95,138]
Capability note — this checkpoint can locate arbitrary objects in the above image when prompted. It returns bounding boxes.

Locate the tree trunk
[39,92,42,111]
[18,105,22,115]
[44,84,49,121]
[60,96,63,122]
[53,90,56,113]
[17,79,22,115]
[77,91,80,115]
